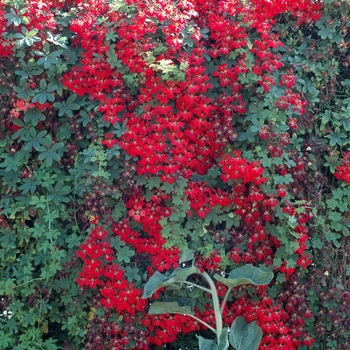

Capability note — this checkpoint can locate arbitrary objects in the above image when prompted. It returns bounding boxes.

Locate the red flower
[335,152,350,183]
[297,254,312,269]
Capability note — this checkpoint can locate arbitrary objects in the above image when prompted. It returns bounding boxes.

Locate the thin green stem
[200,270,223,344]
[12,278,44,289]
[46,199,51,232]
[183,280,212,294]
[183,313,217,333]
[73,153,81,233]
[220,287,232,315]
[32,341,45,350]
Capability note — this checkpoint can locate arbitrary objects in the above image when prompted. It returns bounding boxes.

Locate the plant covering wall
[0,0,349,349]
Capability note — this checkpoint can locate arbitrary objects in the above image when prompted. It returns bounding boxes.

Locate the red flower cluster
[0,3,13,57]
[335,152,350,183]
[193,293,314,349]
[185,181,231,218]
[142,314,200,346]
[249,0,322,25]
[62,0,314,184]
[59,0,322,348]
[76,225,150,345]
[219,151,266,184]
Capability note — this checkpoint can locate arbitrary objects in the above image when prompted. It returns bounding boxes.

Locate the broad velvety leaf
[213,265,273,288]
[142,266,197,298]
[148,297,195,315]
[229,316,262,350]
[197,329,229,350]
[179,250,195,268]
[197,336,218,350]
[179,250,195,264]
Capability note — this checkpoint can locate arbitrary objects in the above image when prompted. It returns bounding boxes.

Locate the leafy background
[0,0,349,349]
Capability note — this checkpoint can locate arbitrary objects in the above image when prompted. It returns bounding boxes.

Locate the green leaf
[33,251,50,264]
[161,181,174,193]
[328,211,342,222]
[48,79,63,95]
[325,129,347,146]
[273,174,293,185]
[24,108,46,126]
[124,266,141,282]
[65,233,82,248]
[0,154,22,172]
[342,118,350,131]
[147,176,161,189]
[22,312,36,327]
[13,83,36,100]
[32,79,56,103]
[37,49,63,69]
[32,92,55,104]
[197,337,218,350]
[116,246,135,263]
[326,197,339,210]
[22,128,47,151]
[143,271,172,298]
[40,79,47,90]
[311,236,324,249]
[19,177,41,194]
[325,230,341,248]
[106,44,122,68]
[0,227,17,248]
[110,236,125,250]
[47,180,70,204]
[148,297,195,316]
[213,265,273,289]
[38,150,60,167]
[179,250,195,267]
[15,58,44,78]
[275,272,286,284]
[0,330,14,348]
[142,266,197,298]
[38,141,65,167]
[29,195,47,209]
[53,94,80,117]
[9,299,24,314]
[5,8,28,27]
[229,316,262,350]
[66,93,78,104]
[197,329,229,350]
[14,26,41,47]
[4,317,18,334]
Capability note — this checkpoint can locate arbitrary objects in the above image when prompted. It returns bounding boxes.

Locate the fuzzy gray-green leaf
[197,328,229,350]
[142,269,193,298]
[148,297,194,316]
[229,316,262,350]
[214,264,273,288]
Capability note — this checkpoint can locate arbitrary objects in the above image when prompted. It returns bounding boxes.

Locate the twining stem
[73,154,81,232]
[12,278,44,289]
[199,270,223,344]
